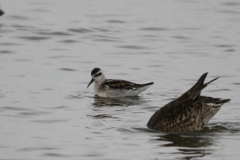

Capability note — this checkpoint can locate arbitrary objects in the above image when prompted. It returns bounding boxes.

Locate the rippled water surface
[1,0,240,159]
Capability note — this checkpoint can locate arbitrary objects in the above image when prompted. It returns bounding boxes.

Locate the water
[0,0,240,159]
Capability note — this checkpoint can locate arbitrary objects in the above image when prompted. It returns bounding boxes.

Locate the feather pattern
[105,79,153,90]
[87,68,154,97]
[147,72,230,132]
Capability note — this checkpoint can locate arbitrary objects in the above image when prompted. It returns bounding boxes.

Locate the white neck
[94,74,106,86]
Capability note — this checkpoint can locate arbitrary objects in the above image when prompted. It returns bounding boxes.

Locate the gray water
[0,0,240,159]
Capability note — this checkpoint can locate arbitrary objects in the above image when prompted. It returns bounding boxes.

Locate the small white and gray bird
[87,68,154,98]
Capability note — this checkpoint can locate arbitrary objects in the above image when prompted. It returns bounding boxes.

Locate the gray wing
[105,79,153,90]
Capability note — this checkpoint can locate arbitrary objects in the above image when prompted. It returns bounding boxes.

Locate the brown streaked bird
[147,72,230,132]
[87,68,154,98]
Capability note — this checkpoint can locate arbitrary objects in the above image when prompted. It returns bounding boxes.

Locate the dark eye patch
[94,72,102,77]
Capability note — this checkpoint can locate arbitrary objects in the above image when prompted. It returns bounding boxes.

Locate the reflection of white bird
[147,72,230,132]
[92,95,145,107]
[87,68,154,98]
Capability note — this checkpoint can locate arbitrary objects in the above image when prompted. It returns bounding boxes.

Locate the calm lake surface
[1,0,240,159]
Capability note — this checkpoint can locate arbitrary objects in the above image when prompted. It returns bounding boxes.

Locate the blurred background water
[0,0,240,159]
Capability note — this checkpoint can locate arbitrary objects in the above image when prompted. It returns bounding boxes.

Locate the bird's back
[95,79,154,97]
[147,73,230,132]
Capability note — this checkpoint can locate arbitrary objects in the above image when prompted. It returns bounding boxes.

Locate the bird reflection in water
[148,121,240,159]
[155,132,214,159]
[91,95,148,107]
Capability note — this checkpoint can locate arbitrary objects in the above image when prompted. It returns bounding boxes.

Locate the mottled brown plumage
[147,72,230,132]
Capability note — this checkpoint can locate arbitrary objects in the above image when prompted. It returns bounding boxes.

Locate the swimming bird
[147,72,230,132]
[0,7,4,17]
[87,68,154,98]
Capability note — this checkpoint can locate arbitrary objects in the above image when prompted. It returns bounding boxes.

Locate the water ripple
[223,2,240,6]
[207,89,231,92]
[139,27,170,31]
[37,31,73,36]
[107,20,125,23]
[18,147,58,151]
[48,55,81,59]
[8,15,30,20]
[117,45,147,49]
[0,43,23,46]
[18,111,51,116]
[42,153,71,157]
[18,36,50,40]
[232,83,240,85]
[31,119,67,123]
[225,49,235,52]
[0,106,30,112]
[0,50,15,54]
[215,44,235,48]
[68,28,93,33]
[59,39,79,43]
[218,10,240,14]
[92,28,110,32]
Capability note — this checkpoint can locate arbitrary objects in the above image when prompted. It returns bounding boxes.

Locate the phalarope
[147,72,230,132]
[87,68,154,98]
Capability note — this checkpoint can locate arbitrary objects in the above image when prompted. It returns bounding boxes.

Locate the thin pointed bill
[87,79,94,88]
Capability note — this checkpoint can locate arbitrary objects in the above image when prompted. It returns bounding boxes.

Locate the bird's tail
[189,72,218,100]
[177,72,219,102]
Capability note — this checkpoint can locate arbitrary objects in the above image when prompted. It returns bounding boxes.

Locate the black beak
[87,79,94,88]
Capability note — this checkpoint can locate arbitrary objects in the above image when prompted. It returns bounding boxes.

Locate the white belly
[94,85,151,98]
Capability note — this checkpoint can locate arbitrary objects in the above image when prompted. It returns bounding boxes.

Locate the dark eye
[94,73,102,77]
